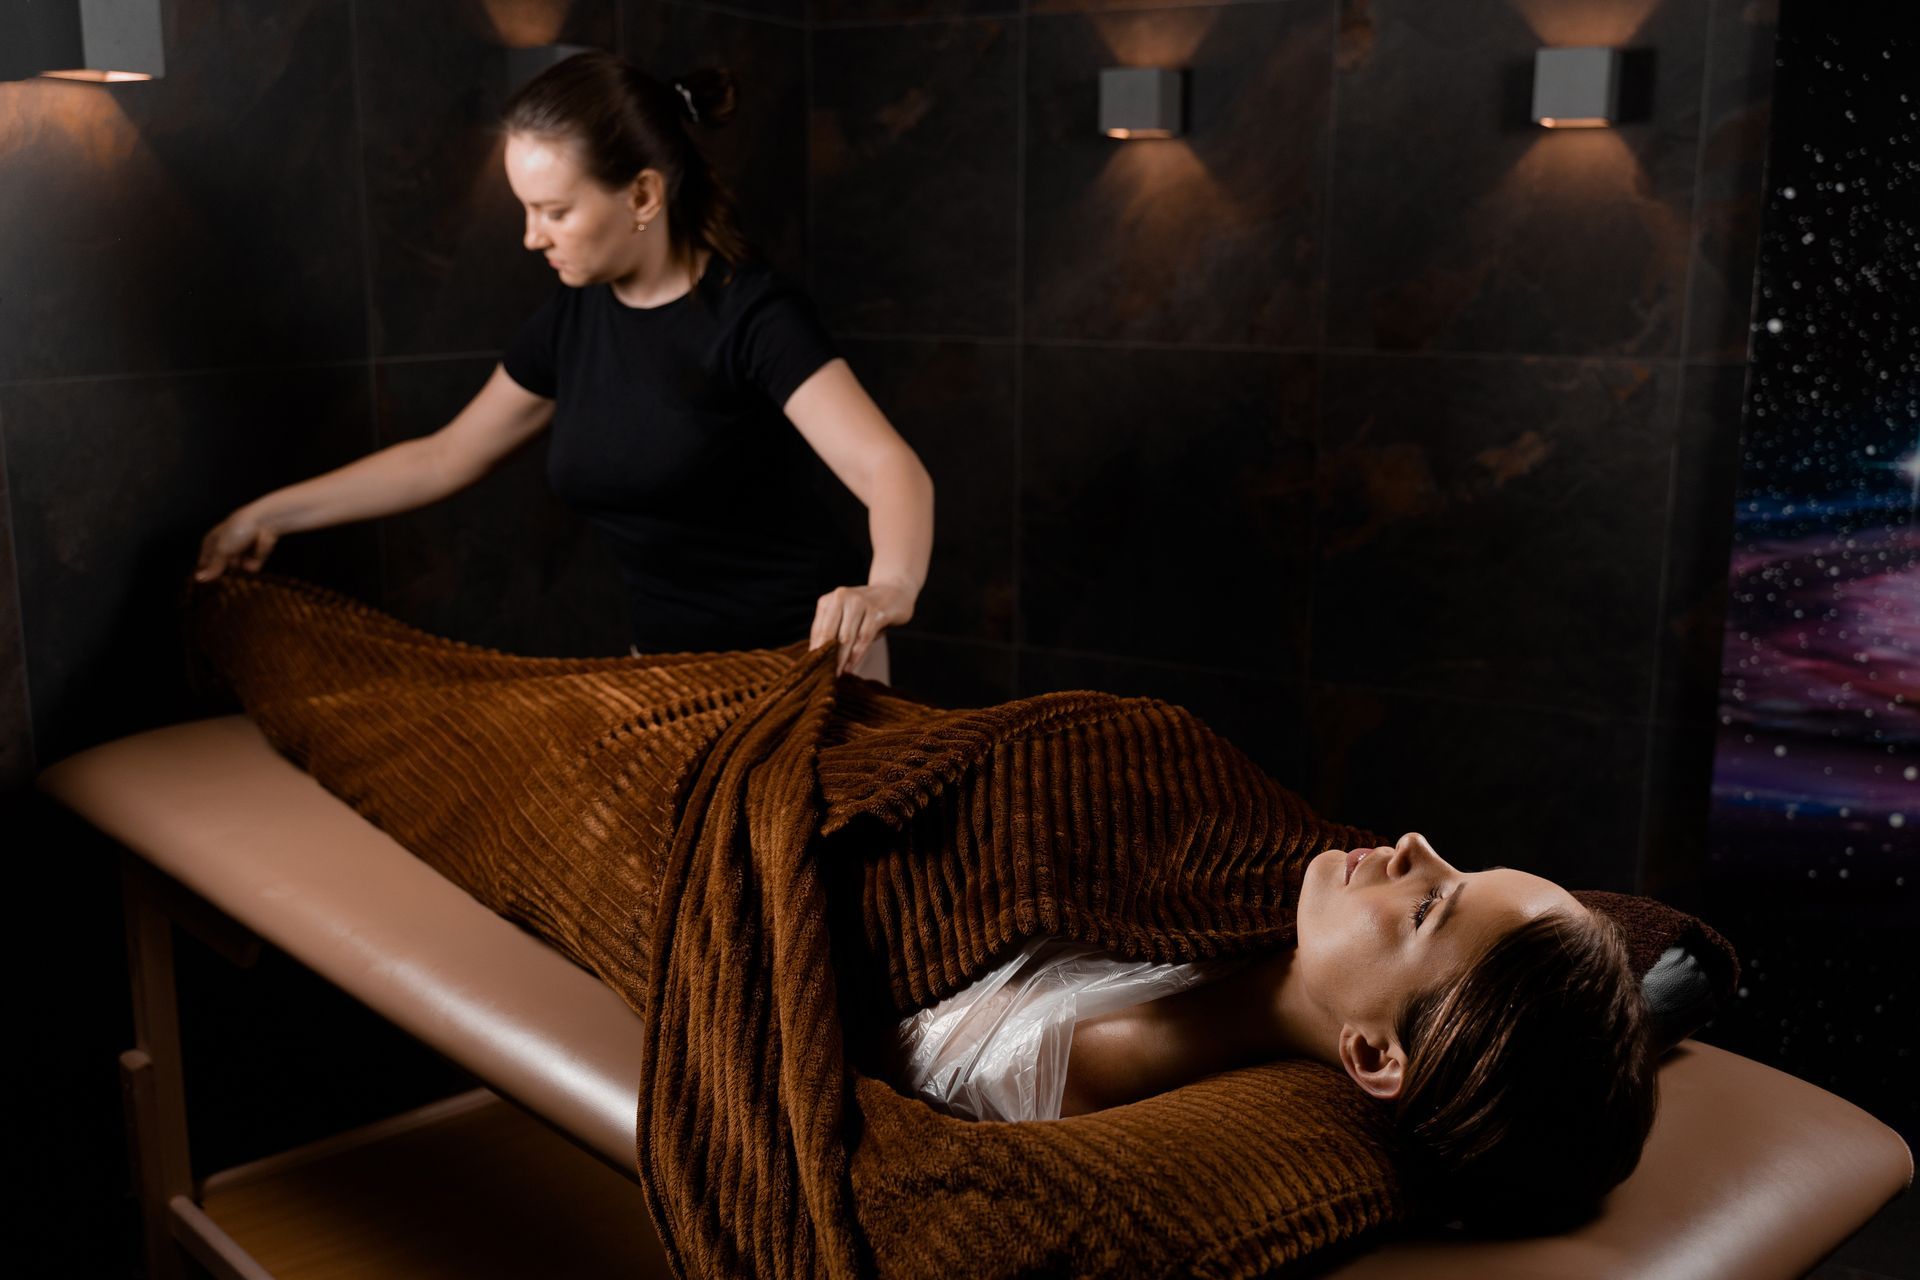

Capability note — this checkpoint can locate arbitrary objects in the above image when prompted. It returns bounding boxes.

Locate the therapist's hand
[811,579,915,676]
[195,506,279,582]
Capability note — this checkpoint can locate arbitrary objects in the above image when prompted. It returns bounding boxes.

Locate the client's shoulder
[1060,950,1296,1117]
[1059,986,1242,1117]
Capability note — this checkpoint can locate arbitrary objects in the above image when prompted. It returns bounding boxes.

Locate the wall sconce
[1532,47,1620,128]
[505,43,596,96]
[0,0,167,82]
[1099,67,1185,139]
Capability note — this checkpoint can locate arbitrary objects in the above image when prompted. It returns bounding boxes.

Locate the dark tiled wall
[823,0,1778,896]
[0,0,1776,891]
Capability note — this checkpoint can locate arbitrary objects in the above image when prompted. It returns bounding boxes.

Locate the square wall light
[0,0,166,82]
[1099,67,1185,139]
[1532,46,1620,128]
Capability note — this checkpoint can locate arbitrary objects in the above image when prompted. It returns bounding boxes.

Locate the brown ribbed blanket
[184,573,1718,1279]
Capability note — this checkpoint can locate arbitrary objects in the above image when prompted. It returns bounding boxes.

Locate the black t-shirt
[502,256,864,653]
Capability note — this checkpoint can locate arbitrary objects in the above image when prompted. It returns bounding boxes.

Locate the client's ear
[1337,1025,1405,1101]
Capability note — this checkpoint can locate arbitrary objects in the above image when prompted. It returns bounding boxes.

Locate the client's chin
[1294,847,1342,940]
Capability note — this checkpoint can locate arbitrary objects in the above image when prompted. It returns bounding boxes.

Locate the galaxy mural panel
[1703,11,1916,1140]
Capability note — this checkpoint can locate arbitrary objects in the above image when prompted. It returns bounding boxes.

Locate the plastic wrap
[889,935,1248,1123]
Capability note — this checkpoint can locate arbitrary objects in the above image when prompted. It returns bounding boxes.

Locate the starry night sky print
[1700,9,1916,1142]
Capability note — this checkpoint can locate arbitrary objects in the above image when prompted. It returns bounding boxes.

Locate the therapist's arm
[783,357,935,674]
[196,365,554,581]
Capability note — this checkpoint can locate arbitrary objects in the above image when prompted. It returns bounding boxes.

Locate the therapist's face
[504,132,648,286]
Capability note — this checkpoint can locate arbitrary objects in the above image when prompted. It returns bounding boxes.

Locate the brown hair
[501,50,755,284]
[1392,909,1657,1234]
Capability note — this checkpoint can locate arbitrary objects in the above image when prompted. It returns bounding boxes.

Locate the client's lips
[1344,848,1369,885]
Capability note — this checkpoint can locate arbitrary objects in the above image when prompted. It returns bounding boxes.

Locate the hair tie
[672,80,700,124]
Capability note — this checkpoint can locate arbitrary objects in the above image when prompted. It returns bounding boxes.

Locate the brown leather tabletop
[41,715,647,1174]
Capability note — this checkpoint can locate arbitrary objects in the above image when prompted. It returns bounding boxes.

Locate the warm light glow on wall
[1090,11,1211,69]
[1510,0,1657,49]
[479,0,569,48]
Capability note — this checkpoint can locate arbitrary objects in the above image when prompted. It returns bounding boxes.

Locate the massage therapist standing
[196,52,932,682]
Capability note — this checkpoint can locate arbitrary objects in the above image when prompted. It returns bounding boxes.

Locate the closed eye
[1410,884,1442,929]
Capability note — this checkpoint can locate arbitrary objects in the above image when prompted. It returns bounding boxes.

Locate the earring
[633,219,647,232]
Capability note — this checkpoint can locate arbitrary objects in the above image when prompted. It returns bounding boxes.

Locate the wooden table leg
[121,854,195,1280]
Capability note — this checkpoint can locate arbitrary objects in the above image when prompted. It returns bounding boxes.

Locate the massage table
[41,715,1912,1280]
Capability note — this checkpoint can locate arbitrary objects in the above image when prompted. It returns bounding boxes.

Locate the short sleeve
[735,282,842,410]
[501,288,562,398]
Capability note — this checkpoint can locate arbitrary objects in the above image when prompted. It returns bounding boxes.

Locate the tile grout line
[1302,0,1343,764]
[1011,1,1028,674]
[812,331,1702,364]
[809,0,1296,33]
[1637,0,1722,891]
[0,352,505,391]
[344,0,386,611]
[0,343,1722,392]
[1635,370,1689,892]
[1010,637,1663,729]
[806,0,814,293]
[0,418,35,778]
[1313,0,1340,356]
[671,0,807,33]
[1673,0,1719,367]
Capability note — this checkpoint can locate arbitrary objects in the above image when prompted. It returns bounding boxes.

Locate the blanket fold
[184,573,1725,1280]
[639,638,862,1277]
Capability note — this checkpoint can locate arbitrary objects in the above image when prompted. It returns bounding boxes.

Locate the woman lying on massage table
[187,571,1688,1261]
[879,829,1651,1234]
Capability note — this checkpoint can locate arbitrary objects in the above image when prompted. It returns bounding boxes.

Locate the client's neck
[1150,946,1338,1076]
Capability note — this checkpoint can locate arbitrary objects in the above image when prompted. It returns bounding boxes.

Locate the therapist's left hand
[811,579,915,676]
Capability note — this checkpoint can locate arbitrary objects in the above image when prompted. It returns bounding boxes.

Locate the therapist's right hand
[195,507,278,582]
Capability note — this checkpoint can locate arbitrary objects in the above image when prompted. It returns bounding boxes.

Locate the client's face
[1294,832,1587,1097]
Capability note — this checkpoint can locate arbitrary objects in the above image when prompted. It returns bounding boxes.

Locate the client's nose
[1393,831,1438,869]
